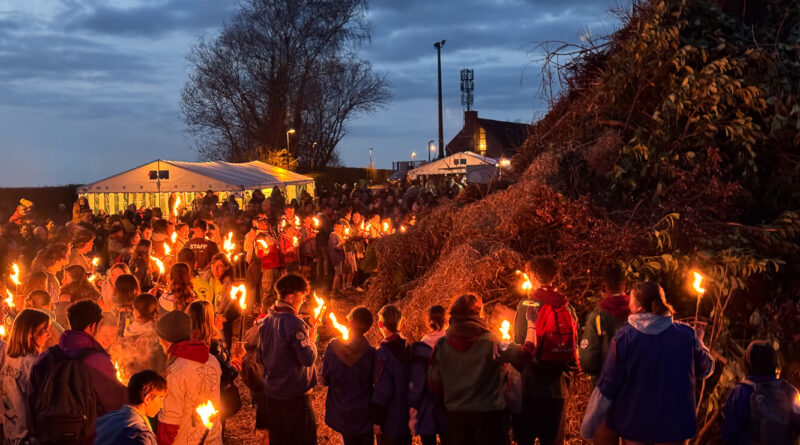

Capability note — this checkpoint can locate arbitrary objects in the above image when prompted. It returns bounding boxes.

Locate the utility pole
[434,40,446,159]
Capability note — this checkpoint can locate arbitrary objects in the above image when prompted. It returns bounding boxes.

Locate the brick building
[445,110,532,159]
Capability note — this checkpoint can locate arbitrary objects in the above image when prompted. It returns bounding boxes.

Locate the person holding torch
[258,273,318,445]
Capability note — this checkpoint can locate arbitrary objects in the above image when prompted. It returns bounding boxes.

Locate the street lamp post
[428,140,435,162]
[411,152,416,163]
[285,129,295,169]
[434,40,446,160]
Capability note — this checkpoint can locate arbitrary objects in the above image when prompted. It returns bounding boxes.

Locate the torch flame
[173,196,181,217]
[4,290,14,308]
[223,232,235,253]
[195,400,218,430]
[170,232,178,244]
[692,271,706,296]
[114,361,126,384]
[359,221,365,231]
[292,236,299,247]
[382,222,390,233]
[329,313,349,340]
[230,284,246,301]
[9,263,20,286]
[294,216,300,227]
[163,243,171,256]
[281,220,287,229]
[150,256,165,275]
[312,217,320,228]
[400,225,407,233]
[499,319,511,341]
[88,274,98,284]
[256,240,269,252]
[516,270,532,291]
[344,227,351,237]
[313,293,326,320]
[0,326,6,337]
[91,257,100,268]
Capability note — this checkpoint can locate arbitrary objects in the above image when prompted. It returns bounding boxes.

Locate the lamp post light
[434,40,446,160]
[411,152,416,163]
[428,140,435,162]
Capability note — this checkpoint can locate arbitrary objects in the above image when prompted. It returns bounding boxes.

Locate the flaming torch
[256,239,269,254]
[329,313,349,341]
[230,285,248,338]
[195,400,218,445]
[515,270,533,292]
[4,290,15,309]
[91,257,100,269]
[163,243,171,257]
[312,217,320,229]
[173,196,181,219]
[170,232,178,244]
[10,263,20,294]
[294,216,301,228]
[114,361,127,385]
[692,271,706,325]
[312,293,326,320]
[499,320,511,341]
[0,325,6,338]
[150,256,165,277]
[223,232,236,260]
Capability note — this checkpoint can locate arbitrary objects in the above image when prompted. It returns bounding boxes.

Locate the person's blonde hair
[187,300,219,344]
[7,309,50,358]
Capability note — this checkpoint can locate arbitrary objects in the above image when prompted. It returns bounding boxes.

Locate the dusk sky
[0,0,621,187]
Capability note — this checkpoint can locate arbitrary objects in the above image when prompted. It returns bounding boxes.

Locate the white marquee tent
[78,159,315,214]
[406,151,498,180]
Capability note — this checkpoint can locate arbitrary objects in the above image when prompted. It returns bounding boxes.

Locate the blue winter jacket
[94,405,156,445]
[258,302,317,399]
[721,375,775,445]
[321,337,376,436]
[408,332,445,436]
[596,313,714,442]
[371,334,411,440]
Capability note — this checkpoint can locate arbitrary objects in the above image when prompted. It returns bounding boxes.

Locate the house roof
[407,152,497,180]
[445,116,531,154]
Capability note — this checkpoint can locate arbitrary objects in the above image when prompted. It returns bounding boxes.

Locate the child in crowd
[24,289,63,346]
[94,370,168,444]
[1,309,51,443]
[372,304,411,445]
[427,294,508,445]
[409,305,447,445]
[513,256,578,445]
[259,274,318,445]
[114,273,140,336]
[156,310,222,445]
[119,293,166,375]
[328,220,346,295]
[722,340,800,445]
[321,306,377,445]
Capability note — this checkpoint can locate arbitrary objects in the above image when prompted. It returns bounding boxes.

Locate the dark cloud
[60,0,238,37]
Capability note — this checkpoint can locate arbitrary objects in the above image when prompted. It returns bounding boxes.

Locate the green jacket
[578,307,628,382]
[428,333,505,412]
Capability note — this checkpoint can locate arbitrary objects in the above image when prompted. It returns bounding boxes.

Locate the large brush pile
[363,0,800,441]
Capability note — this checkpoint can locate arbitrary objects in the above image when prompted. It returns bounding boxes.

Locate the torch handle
[198,428,210,445]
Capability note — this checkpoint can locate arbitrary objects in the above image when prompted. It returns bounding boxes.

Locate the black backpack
[746,379,799,445]
[32,346,99,444]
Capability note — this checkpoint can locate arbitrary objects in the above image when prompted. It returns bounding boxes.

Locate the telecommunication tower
[460,68,474,112]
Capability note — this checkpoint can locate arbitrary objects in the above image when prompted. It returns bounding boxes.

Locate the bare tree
[181,0,391,169]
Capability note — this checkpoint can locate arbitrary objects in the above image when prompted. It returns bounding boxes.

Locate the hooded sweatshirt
[580,292,630,380]
[157,340,222,445]
[321,336,376,436]
[371,333,411,439]
[428,316,505,413]
[593,313,714,442]
[258,302,317,399]
[94,405,156,445]
[409,331,446,436]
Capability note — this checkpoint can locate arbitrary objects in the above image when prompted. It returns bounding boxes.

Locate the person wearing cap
[259,274,318,445]
[156,310,222,445]
[722,340,800,445]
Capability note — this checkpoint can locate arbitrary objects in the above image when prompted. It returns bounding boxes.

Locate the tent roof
[407,152,497,180]
[78,159,314,194]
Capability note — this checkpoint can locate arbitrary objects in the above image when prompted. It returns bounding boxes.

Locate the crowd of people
[0,180,797,445]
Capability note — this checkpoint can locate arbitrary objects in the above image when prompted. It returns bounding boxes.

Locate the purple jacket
[408,332,446,436]
[29,330,128,442]
[321,337,376,436]
[596,314,713,442]
[371,334,411,440]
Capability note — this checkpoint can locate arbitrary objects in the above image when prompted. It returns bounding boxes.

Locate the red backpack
[535,303,578,365]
